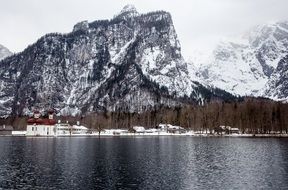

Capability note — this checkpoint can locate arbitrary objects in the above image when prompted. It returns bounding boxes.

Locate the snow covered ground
[12,131,26,136]
[9,130,288,137]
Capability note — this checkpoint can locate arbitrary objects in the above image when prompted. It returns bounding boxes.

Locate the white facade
[26,124,56,136]
[230,128,240,134]
[72,125,89,134]
[26,122,88,136]
[55,123,70,136]
[55,123,88,135]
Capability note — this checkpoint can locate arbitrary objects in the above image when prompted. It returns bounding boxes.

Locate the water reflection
[0,137,288,189]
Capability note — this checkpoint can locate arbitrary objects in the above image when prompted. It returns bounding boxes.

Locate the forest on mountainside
[2,98,287,134]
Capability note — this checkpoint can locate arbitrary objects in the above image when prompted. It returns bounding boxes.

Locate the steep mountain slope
[261,55,288,100]
[0,44,12,60]
[195,21,288,99]
[0,5,234,117]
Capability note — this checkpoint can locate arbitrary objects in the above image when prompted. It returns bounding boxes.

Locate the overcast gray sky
[1,0,288,59]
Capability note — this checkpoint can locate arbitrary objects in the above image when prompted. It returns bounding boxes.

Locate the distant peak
[0,44,12,60]
[120,4,138,14]
[73,20,89,32]
[116,4,139,18]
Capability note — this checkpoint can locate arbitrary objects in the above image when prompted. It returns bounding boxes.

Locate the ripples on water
[0,137,288,189]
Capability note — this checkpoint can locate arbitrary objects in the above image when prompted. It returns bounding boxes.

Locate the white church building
[26,110,57,136]
[26,111,88,136]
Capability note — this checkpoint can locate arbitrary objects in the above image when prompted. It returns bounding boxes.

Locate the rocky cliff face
[195,21,288,100]
[0,44,12,61]
[261,55,288,100]
[0,5,234,117]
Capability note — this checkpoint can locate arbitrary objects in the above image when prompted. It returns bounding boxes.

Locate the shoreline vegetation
[1,98,287,135]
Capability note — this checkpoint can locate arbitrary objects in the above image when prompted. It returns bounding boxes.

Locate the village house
[167,125,186,134]
[158,123,186,134]
[214,125,240,135]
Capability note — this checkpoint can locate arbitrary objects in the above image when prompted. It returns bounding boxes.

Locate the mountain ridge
[0,44,12,61]
[193,21,288,100]
[0,6,236,117]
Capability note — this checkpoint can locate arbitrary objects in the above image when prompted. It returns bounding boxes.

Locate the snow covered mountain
[195,21,288,100]
[0,5,234,117]
[0,44,12,60]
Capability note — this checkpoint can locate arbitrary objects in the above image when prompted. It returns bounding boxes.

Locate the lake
[0,137,288,189]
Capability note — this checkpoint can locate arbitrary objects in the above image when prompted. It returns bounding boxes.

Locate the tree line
[1,98,287,134]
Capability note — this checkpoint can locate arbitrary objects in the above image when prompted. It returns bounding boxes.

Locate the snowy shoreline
[2,131,288,137]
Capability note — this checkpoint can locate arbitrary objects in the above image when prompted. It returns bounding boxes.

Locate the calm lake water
[0,137,288,189]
